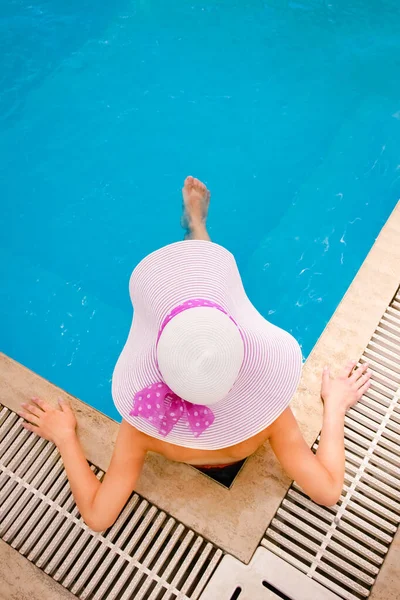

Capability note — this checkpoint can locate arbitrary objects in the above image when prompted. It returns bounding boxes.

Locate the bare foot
[181,176,210,232]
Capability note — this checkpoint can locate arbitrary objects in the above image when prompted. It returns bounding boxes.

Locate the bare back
[125,416,275,465]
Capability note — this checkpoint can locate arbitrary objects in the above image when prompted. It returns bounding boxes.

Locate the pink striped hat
[112,241,303,450]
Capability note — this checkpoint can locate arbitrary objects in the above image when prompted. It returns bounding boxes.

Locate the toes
[183,176,209,200]
[184,176,194,188]
[193,178,206,192]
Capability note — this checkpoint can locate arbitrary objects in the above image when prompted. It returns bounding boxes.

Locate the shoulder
[115,419,148,457]
[268,407,301,441]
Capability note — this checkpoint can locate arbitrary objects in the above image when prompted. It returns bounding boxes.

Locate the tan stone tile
[0,540,75,600]
[370,528,400,600]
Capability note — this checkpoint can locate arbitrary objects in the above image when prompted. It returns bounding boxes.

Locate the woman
[19,176,371,532]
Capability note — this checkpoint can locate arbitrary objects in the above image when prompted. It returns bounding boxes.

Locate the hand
[18,397,77,446]
[321,360,371,415]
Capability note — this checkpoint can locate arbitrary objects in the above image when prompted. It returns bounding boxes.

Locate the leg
[182,176,211,241]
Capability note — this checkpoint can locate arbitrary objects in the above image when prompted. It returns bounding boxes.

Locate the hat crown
[157,307,244,406]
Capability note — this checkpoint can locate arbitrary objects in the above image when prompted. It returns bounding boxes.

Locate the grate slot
[368,377,398,402]
[72,499,151,597]
[264,529,315,568]
[89,507,164,600]
[41,469,104,573]
[55,494,140,585]
[0,406,11,428]
[0,427,34,468]
[360,389,391,412]
[277,492,392,553]
[352,400,400,430]
[312,570,363,600]
[26,472,84,563]
[277,505,385,563]
[350,476,400,513]
[379,317,400,339]
[368,339,400,365]
[64,494,142,591]
[346,437,399,477]
[386,306,400,322]
[289,487,395,541]
[373,325,400,352]
[381,311,400,330]
[159,534,204,600]
[363,360,398,392]
[0,435,49,497]
[147,530,197,600]
[342,484,400,524]
[17,474,74,555]
[0,412,20,449]
[131,523,187,600]
[187,547,224,600]
[316,560,371,596]
[164,540,213,599]
[261,538,310,574]
[2,460,66,544]
[0,450,61,536]
[364,348,400,380]
[352,454,400,490]
[174,542,215,598]
[115,517,176,600]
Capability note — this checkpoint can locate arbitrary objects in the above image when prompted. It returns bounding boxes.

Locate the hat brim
[112,241,303,450]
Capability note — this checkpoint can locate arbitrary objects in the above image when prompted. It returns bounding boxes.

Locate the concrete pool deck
[1,200,399,598]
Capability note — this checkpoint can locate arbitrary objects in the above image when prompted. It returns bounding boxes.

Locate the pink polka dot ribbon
[130,382,215,438]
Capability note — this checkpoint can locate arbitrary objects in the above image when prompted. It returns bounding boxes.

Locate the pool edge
[1,200,399,573]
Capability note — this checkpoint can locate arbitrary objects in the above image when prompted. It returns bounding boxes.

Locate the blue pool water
[1,1,399,420]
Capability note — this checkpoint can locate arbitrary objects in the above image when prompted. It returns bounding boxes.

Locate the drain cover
[199,546,340,600]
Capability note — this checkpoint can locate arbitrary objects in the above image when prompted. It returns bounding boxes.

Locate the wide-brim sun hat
[112,240,303,450]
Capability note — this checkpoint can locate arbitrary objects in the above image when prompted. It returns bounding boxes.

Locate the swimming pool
[1,1,399,421]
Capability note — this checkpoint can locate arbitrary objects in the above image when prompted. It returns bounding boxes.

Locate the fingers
[350,362,369,383]
[322,365,330,386]
[356,372,371,389]
[21,402,42,418]
[58,397,72,413]
[341,360,357,378]
[18,409,40,426]
[22,422,40,434]
[358,380,372,397]
[31,396,51,411]
[19,396,61,424]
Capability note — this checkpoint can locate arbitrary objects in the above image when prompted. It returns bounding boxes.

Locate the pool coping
[1,202,399,574]
[0,540,76,600]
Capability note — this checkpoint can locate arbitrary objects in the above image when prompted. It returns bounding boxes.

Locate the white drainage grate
[199,546,341,600]
[263,288,400,600]
[0,407,223,600]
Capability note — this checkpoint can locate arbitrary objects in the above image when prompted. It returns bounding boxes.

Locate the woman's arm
[19,398,146,531]
[269,360,371,506]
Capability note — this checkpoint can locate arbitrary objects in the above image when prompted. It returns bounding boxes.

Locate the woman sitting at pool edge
[18,176,371,532]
